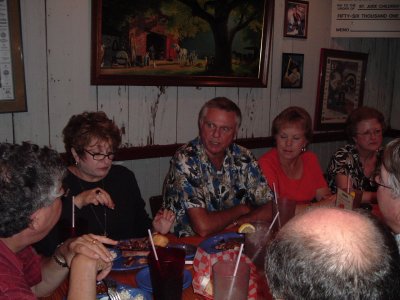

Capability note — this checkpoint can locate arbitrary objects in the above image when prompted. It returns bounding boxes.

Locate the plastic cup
[213,260,250,300]
[148,247,185,300]
[275,197,297,227]
[243,220,274,269]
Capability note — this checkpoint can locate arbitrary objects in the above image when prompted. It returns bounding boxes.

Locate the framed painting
[314,48,368,131]
[284,0,308,38]
[281,53,303,88]
[0,0,26,113]
[91,0,274,87]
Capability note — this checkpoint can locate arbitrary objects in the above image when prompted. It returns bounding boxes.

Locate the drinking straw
[227,243,244,298]
[233,243,244,276]
[269,212,280,231]
[250,214,280,261]
[72,196,75,229]
[347,175,350,194]
[148,229,159,261]
[272,183,281,228]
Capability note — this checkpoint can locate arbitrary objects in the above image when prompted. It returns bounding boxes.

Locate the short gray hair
[382,138,400,198]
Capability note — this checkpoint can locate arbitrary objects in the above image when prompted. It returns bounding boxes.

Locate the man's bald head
[265,207,400,300]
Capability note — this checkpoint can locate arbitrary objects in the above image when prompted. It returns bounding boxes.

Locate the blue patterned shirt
[163,137,274,237]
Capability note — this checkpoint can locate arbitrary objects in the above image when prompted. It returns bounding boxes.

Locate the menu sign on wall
[0,0,15,100]
[331,0,400,37]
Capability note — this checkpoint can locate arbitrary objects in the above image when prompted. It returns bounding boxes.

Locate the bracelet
[53,243,69,268]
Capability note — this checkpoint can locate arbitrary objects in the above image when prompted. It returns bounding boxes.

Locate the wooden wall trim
[113,129,400,161]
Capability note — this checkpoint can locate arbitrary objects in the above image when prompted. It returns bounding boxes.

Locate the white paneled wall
[0,0,398,214]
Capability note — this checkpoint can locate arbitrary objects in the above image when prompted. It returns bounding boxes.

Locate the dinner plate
[112,239,197,270]
[135,267,192,293]
[108,248,121,261]
[112,254,148,271]
[199,232,244,254]
[166,243,197,260]
[97,283,152,300]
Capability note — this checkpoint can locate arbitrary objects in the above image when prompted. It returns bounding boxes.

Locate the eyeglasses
[84,149,115,161]
[369,174,392,190]
[356,128,382,138]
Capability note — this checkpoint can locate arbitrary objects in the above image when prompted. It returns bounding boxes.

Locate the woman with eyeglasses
[35,111,174,256]
[326,106,386,204]
[376,138,400,249]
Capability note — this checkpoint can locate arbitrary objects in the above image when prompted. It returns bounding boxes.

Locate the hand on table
[152,209,175,234]
[73,188,115,209]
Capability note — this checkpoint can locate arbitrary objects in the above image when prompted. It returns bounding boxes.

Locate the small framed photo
[284,0,309,39]
[281,53,304,89]
[314,49,368,131]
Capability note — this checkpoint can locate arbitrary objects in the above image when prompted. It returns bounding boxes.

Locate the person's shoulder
[174,137,199,156]
[108,164,134,177]
[231,143,255,157]
[303,150,318,159]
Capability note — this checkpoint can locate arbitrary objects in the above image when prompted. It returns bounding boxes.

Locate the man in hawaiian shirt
[163,97,274,237]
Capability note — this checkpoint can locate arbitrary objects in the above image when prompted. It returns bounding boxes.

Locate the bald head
[265,207,400,300]
[285,208,382,271]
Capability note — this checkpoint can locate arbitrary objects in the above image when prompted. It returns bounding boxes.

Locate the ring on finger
[91,239,98,244]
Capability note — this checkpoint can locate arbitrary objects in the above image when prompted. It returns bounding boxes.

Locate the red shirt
[0,241,42,299]
[259,148,328,203]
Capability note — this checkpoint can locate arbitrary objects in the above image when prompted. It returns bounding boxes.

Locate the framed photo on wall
[91,0,274,87]
[281,53,304,88]
[284,0,308,38]
[314,49,368,131]
[0,0,26,113]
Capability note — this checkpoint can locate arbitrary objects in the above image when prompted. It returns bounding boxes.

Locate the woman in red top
[259,107,334,204]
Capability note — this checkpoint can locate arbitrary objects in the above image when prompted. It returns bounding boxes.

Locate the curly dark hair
[0,142,65,237]
[63,111,122,165]
[346,106,386,140]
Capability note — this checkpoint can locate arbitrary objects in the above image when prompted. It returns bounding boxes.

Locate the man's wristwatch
[53,243,69,268]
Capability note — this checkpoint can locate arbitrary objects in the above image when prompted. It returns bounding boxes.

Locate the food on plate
[214,238,243,251]
[119,289,144,300]
[152,233,169,247]
[117,238,149,251]
[122,256,148,267]
[121,250,150,257]
[204,279,213,296]
[96,281,107,295]
[238,223,256,233]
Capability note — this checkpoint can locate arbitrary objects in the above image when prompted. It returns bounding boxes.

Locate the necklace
[76,177,108,236]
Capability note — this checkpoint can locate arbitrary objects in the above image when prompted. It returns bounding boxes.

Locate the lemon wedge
[238,223,256,233]
[349,191,356,199]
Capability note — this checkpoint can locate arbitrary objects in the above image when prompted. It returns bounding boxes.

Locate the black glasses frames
[83,149,115,161]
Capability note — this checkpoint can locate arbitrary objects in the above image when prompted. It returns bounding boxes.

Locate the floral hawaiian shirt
[326,144,382,193]
[163,137,274,237]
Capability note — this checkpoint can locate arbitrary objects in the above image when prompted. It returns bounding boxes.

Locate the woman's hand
[152,209,175,234]
[57,234,118,269]
[73,188,115,209]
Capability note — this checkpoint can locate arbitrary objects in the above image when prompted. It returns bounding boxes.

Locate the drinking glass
[213,260,250,300]
[243,220,274,269]
[148,247,185,300]
[275,197,297,227]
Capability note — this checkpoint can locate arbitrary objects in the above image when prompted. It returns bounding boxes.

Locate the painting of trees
[92,0,273,86]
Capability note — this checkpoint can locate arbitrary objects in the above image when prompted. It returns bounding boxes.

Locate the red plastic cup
[148,247,186,300]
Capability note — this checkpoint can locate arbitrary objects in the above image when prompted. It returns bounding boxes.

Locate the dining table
[38,229,273,300]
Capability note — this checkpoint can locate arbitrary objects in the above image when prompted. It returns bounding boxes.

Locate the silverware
[107,289,121,300]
